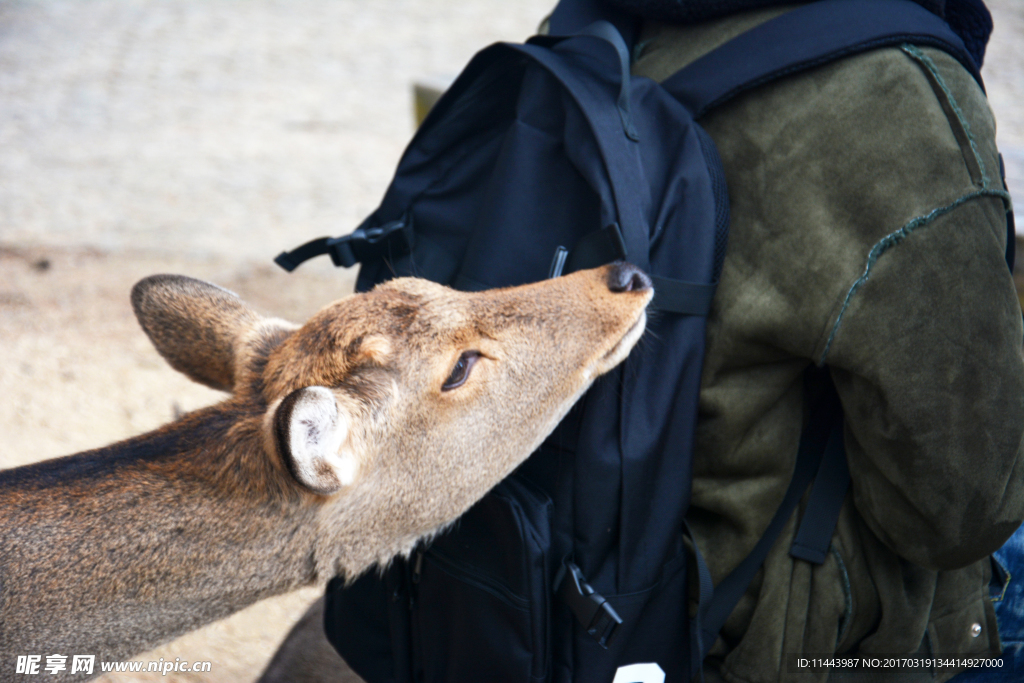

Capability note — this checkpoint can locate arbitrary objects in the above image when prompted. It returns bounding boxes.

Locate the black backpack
[276,1,1003,680]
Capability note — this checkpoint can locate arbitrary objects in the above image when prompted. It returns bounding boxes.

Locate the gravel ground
[0,1,1021,681]
[0,0,555,260]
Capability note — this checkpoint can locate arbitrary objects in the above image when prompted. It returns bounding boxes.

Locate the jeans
[948,525,1024,681]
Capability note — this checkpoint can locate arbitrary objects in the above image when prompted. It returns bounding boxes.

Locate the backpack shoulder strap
[689,368,847,674]
[660,0,981,119]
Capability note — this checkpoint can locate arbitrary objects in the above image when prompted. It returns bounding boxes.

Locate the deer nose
[607,262,652,293]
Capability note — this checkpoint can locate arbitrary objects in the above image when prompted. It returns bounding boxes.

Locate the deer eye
[442,352,479,391]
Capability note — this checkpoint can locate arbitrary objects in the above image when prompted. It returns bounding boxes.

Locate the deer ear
[131,274,287,392]
[274,386,359,495]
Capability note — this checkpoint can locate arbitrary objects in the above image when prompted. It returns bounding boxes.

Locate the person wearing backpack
[271,0,1023,680]
[614,0,1024,680]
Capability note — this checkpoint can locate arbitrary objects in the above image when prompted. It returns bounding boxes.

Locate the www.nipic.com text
[14,655,213,676]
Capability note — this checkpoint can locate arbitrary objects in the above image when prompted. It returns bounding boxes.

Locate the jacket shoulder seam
[900,44,990,187]
[819,188,1011,365]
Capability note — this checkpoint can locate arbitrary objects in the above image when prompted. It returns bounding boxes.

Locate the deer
[0,262,652,682]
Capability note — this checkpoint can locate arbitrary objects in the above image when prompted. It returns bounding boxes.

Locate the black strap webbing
[661,0,981,119]
[694,368,847,659]
[790,419,851,565]
[649,277,717,318]
[274,237,335,272]
[560,224,717,316]
[274,216,414,273]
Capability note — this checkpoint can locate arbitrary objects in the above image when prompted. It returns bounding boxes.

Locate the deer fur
[0,264,651,681]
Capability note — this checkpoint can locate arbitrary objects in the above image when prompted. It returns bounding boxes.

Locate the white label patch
[612,662,665,683]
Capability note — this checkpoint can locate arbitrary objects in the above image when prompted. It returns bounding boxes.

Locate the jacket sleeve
[823,192,1024,570]
[817,49,1024,570]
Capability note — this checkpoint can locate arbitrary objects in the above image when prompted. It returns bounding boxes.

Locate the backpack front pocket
[410,475,553,682]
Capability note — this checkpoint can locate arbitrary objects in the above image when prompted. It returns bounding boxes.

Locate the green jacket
[633,7,1023,682]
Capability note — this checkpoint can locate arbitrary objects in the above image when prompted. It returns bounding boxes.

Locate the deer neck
[0,403,324,662]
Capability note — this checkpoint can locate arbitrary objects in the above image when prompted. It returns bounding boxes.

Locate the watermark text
[14,655,212,676]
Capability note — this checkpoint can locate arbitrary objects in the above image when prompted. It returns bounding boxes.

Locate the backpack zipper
[423,546,531,611]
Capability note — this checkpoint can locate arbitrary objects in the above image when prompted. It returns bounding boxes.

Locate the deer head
[0,263,652,674]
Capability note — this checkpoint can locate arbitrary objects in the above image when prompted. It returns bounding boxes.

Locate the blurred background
[0,1,1020,681]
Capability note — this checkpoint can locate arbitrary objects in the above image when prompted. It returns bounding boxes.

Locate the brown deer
[0,263,651,682]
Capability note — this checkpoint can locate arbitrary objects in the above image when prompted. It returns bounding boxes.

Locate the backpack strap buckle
[554,560,623,648]
[275,215,414,272]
